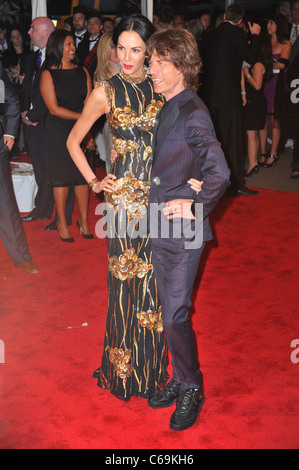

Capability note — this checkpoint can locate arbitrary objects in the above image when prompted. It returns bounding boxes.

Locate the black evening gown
[45,67,88,187]
[244,62,267,131]
[93,68,169,400]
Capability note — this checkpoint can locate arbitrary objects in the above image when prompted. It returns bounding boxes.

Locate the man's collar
[76,29,87,36]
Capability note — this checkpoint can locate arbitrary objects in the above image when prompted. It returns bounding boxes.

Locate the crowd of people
[0,1,299,432]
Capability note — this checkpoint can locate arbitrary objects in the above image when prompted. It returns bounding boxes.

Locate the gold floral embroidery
[135,101,164,131]
[105,172,150,218]
[109,247,153,281]
[108,347,134,379]
[137,307,163,333]
[108,100,163,132]
[112,137,140,156]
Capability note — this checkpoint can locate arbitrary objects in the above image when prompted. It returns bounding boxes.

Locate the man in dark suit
[288,1,299,178]
[0,60,38,273]
[20,16,74,229]
[77,10,102,77]
[146,28,230,431]
[73,5,89,51]
[290,1,299,64]
[20,17,55,223]
[200,2,261,196]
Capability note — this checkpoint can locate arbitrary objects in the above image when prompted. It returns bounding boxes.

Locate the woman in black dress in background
[40,29,93,242]
[242,33,273,176]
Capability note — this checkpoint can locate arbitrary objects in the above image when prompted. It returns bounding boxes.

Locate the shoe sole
[170,395,205,431]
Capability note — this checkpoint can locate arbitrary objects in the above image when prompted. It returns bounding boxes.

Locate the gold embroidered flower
[109,247,153,281]
[112,138,140,157]
[110,106,138,130]
[135,100,164,131]
[108,347,134,379]
[108,99,163,132]
[105,172,150,218]
[137,306,163,333]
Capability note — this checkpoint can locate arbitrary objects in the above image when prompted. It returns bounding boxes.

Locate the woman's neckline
[119,65,148,84]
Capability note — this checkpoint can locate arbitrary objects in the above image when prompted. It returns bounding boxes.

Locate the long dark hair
[268,12,290,43]
[258,32,274,82]
[112,14,156,46]
[45,29,78,68]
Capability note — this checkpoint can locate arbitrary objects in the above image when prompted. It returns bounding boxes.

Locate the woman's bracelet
[241,91,246,95]
[88,177,100,190]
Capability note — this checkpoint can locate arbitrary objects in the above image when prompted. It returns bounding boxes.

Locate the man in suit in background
[77,10,102,76]
[20,16,55,223]
[290,0,299,64]
[146,28,230,431]
[0,60,38,274]
[20,16,74,230]
[73,5,89,62]
[200,2,261,196]
[0,22,8,60]
[289,0,299,178]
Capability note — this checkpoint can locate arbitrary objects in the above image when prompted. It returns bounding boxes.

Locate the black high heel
[262,154,280,168]
[258,153,268,166]
[56,222,74,243]
[76,220,94,239]
[244,163,259,177]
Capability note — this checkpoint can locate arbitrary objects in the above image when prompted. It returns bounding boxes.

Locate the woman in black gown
[40,29,93,242]
[67,16,201,401]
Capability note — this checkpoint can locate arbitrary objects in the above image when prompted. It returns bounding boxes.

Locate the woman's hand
[92,174,117,194]
[243,65,249,76]
[188,178,203,194]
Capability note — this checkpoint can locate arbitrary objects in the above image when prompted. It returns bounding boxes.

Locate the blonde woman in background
[93,32,119,173]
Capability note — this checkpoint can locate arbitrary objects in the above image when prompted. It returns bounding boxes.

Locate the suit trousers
[0,140,32,264]
[25,123,54,219]
[210,103,246,192]
[151,239,205,390]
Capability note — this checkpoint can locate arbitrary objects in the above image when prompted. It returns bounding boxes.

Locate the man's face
[103,20,114,34]
[173,15,186,29]
[73,13,86,32]
[87,17,102,37]
[28,19,44,48]
[292,2,299,25]
[149,50,185,101]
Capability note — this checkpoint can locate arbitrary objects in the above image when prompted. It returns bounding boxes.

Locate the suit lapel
[154,88,195,160]
[154,103,179,159]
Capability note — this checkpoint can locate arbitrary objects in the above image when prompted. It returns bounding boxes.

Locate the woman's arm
[67,85,117,193]
[241,68,247,106]
[40,69,81,120]
[83,66,92,102]
[243,62,265,90]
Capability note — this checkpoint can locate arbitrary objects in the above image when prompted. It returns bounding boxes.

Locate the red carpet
[0,168,298,449]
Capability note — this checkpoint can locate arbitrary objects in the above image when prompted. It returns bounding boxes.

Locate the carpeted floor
[0,156,298,450]
[244,144,299,193]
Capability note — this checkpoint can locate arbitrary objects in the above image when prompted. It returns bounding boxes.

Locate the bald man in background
[20,17,74,229]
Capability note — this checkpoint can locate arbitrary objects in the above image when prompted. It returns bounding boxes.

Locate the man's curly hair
[146,28,202,91]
